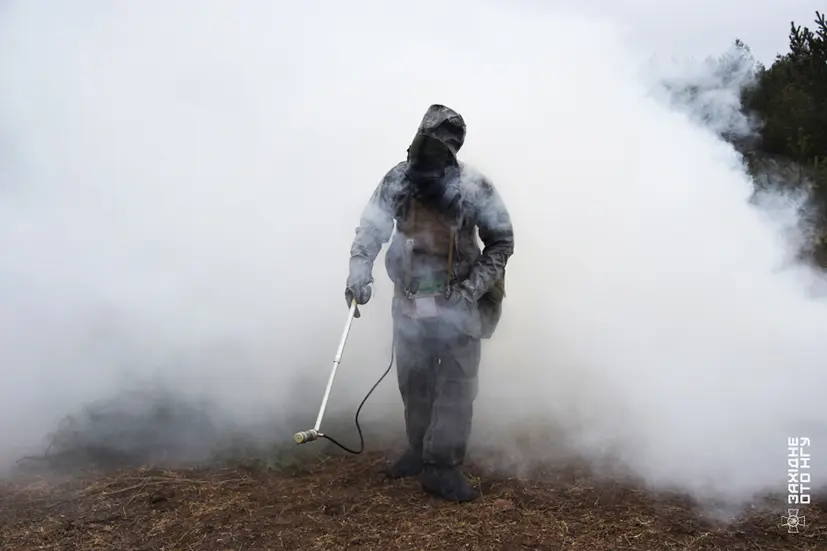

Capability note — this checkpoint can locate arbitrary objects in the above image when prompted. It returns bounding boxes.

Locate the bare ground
[1,450,824,551]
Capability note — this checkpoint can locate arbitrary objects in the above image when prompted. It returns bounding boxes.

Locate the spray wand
[293,296,395,454]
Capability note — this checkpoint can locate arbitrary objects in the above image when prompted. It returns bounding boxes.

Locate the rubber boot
[421,464,480,502]
[387,447,423,479]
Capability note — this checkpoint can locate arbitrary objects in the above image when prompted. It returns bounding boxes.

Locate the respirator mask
[406,134,462,218]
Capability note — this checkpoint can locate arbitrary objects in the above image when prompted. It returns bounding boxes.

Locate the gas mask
[407,134,454,174]
[406,135,462,219]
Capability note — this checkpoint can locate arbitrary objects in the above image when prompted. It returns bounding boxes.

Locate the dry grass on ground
[1,451,824,550]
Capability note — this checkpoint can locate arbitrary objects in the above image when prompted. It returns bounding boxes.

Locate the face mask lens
[410,136,451,167]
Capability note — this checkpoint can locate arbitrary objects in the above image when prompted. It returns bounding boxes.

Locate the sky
[0,0,825,516]
[535,0,824,64]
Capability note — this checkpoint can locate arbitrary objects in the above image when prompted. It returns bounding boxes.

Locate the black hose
[319,331,396,455]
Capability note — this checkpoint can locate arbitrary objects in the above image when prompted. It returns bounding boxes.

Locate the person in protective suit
[345,104,514,502]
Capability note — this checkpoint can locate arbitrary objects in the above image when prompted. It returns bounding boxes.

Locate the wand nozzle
[293,429,320,445]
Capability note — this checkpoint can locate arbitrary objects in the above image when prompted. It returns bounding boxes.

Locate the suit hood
[406,104,466,167]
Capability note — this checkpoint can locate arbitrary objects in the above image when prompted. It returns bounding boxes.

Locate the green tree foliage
[739,11,827,261]
[742,12,826,163]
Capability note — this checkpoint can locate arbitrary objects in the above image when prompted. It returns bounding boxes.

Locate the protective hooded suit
[345,104,514,502]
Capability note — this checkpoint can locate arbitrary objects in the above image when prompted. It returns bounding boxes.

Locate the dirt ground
[1,451,824,551]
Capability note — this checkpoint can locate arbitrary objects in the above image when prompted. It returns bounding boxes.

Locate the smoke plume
[1,0,825,511]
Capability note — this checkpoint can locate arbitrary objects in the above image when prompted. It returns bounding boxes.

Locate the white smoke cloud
[1,0,825,511]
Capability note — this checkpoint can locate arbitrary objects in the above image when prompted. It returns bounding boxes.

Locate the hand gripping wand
[293,298,359,445]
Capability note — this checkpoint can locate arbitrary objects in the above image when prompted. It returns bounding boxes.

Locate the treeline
[736,11,827,263]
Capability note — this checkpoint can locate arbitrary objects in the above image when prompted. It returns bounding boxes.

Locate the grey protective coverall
[347,104,514,497]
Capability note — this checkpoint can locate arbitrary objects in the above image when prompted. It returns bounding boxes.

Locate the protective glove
[444,280,477,310]
[345,259,373,318]
[444,280,482,336]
